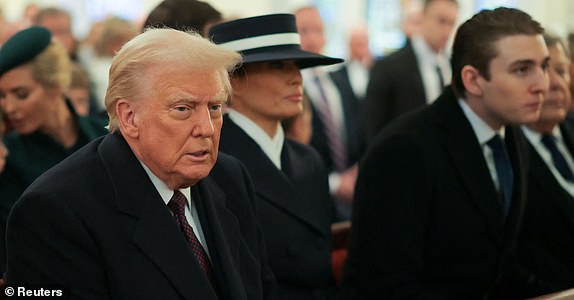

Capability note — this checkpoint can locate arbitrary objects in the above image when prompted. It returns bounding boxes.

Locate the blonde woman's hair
[105,28,241,132]
[30,40,71,90]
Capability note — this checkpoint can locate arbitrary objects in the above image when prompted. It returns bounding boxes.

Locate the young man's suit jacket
[6,133,276,300]
[343,87,530,299]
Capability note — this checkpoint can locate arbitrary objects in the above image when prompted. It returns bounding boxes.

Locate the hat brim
[240,46,343,69]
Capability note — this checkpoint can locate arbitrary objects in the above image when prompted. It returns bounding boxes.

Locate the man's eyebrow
[211,95,228,103]
[170,93,228,104]
[210,90,229,103]
[509,56,550,67]
[509,59,536,67]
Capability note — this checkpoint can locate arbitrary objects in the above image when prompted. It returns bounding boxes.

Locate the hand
[335,164,359,203]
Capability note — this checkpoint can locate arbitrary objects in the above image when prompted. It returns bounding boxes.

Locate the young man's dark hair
[451,7,544,97]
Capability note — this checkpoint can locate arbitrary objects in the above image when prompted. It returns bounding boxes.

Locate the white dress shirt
[412,35,452,104]
[346,60,370,99]
[302,67,349,193]
[522,126,574,196]
[302,67,346,137]
[139,161,211,257]
[227,109,285,170]
[458,99,505,191]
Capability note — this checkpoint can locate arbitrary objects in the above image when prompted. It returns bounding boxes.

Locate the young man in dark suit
[343,7,550,299]
[515,34,574,298]
[364,0,458,141]
[5,28,275,299]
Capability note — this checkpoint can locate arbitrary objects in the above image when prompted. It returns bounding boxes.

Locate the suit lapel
[221,117,326,235]
[98,134,217,300]
[528,141,574,232]
[433,91,505,243]
[191,178,245,300]
[502,127,528,242]
[405,43,426,106]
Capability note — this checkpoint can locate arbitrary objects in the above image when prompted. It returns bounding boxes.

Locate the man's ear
[461,65,484,97]
[116,99,139,139]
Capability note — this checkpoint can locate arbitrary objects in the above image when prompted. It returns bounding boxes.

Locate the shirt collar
[139,160,191,206]
[522,125,562,143]
[458,98,505,145]
[227,109,285,169]
[411,35,446,63]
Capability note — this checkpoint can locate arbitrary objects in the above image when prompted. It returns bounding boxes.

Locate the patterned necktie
[541,134,574,181]
[487,135,513,218]
[168,190,216,285]
[313,75,347,171]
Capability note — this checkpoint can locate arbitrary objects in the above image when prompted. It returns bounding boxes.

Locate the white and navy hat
[209,14,343,69]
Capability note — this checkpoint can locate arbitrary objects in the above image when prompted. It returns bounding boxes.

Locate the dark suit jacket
[342,88,530,299]
[308,70,366,174]
[220,117,337,299]
[364,42,425,142]
[514,121,574,297]
[5,133,275,300]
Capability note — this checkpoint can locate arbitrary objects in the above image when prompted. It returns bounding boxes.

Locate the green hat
[0,26,52,76]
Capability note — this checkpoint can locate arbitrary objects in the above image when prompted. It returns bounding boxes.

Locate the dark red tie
[168,190,216,285]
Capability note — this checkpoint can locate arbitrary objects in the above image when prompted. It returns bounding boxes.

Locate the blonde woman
[0,26,107,272]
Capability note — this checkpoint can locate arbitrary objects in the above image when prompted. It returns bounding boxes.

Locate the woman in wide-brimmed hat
[210,14,343,299]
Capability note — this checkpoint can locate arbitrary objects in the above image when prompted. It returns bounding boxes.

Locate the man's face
[38,14,75,55]
[420,0,458,52]
[477,34,549,129]
[295,8,325,54]
[349,29,370,62]
[537,43,571,126]
[128,65,226,189]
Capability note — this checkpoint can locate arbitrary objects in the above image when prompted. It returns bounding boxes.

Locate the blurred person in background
[0,26,107,273]
[400,0,423,40]
[512,33,574,298]
[33,7,78,60]
[332,24,374,102]
[364,0,458,142]
[0,110,6,174]
[295,6,365,220]
[568,32,574,112]
[86,17,138,115]
[66,62,92,117]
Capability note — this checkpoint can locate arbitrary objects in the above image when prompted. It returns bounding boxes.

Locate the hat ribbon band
[218,33,301,52]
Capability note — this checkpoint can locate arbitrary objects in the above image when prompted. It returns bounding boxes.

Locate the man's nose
[192,106,215,137]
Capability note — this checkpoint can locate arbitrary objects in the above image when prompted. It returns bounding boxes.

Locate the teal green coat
[0,101,107,271]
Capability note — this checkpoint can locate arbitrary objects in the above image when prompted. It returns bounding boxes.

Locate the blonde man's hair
[31,40,71,90]
[105,28,241,132]
[94,16,138,57]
